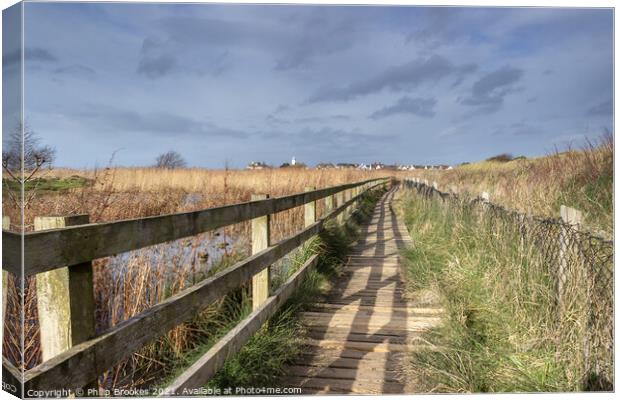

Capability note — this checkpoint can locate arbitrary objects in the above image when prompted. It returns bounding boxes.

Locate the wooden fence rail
[2,177,390,395]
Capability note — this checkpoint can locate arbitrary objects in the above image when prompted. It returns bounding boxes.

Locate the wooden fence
[2,177,390,397]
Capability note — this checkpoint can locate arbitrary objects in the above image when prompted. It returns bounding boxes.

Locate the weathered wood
[251,194,270,311]
[2,230,20,276]
[2,216,10,325]
[336,191,345,224]
[35,215,95,364]
[344,189,352,219]
[164,255,319,394]
[558,205,583,305]
[11,178,387,276]
[304,187,317,227]
[22,219,324,391]
[324,194,335,217]
[288,187,441,394]
[21,180,383,392]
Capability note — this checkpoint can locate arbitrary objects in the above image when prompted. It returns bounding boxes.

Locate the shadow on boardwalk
[281,186,442,394]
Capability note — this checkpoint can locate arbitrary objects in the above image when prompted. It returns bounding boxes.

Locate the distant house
[336,163,358,169]
[316,162,336,169]
[247,161,270,170]
[370,162,384,170]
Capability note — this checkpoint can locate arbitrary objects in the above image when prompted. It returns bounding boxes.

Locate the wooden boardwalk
[282,187,442,394]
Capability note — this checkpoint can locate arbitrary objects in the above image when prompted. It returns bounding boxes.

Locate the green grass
[3,175,92,193]
[154,187,387,391]
[398,190,600,393]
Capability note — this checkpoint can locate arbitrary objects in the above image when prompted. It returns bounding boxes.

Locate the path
[282,186,442,394]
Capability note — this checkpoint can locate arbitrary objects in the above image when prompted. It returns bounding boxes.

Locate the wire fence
[403,178,613,391]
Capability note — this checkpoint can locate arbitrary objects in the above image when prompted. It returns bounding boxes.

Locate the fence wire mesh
[403,178,613,390]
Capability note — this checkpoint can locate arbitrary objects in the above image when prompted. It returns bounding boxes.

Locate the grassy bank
[397,188,609,393]
[413,135,612,234]
[153,187,386,391]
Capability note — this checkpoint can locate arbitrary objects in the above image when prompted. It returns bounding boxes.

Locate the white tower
[291,156,296,166]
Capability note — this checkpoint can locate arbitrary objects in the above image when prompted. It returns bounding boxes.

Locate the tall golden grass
[411,135,613,233]
[2,167,395,390]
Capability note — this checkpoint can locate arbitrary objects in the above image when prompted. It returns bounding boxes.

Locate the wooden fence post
[251,194,270,311]
[2,216,9,325]
[344,189,352,219]
[35,215,96,363]
[304,187,316,227]
[558,205,582,307]
[324,193,335,217]
[336,191,344,225]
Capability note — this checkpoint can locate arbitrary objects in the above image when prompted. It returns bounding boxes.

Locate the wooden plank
[2,230,20,276]
[310,303,444,315]
[164,255,320,394]
[303,338,420,353]
[23,222,324,392]
[251,194,270,311]
[305,327,417,344]
[287,365,401,382]
[13,178,387,276]
[299,346,404,362]
[22,180,383,392]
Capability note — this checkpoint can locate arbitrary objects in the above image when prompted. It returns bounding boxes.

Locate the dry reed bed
[3,168,394,390]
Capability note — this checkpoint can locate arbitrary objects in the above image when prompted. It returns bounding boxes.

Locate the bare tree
[154,150,187,169]
[2,122,55,173]
[2,122,56,207]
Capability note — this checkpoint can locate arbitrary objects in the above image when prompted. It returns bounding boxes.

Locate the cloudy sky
[4,3,614,168]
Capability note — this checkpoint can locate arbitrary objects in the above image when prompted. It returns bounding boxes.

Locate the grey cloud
[295,115,350,123]
[137,37,177,78]
[370,97,437,119]
[274,105,289,113]
[510,122,543,136]
[4,47,57,66]
[262,126,393,150]
[406,8,471,48]
[492,122,542,136]
[70,104,247,138]
[274,13,362,70]
[266,114,350,125]
[53,64,96,77]
[136,34,235,79]
[159,14,358,72]
[587,99,612,116]
[137,54,176,78]
[459,65,523,112]
[308,55,477,103]
[265,114,290,125]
